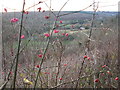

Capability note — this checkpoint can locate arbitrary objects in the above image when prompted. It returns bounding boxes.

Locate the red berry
[59,78,62,80]
[21,35,25,39]
[65,33,69,36]
[94,79,99,82]
[102,65,107,68]
[36,65,40,68]
[44,33,50,37]
[4,8,7,12]
[42,10,45,12]
[44,16,50,19]
[87,57,90,60]
[54,30,59,33]
[115,77,119,80]
[37,54,43,58]
[10,18,19,23]
[37,7,42,12]
[84,55,87,59]
[60,20,63,23]
[64,64,67,66]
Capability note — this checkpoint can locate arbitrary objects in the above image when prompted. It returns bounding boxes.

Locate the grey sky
[1,0,119,12]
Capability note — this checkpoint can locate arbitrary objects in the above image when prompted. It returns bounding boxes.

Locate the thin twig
[33,0,72,88]
[57,2,95,17]
[50,71,103,89]
[57,0,70,16]
[12,0,26,88]
[33,16,58,89]
[44,2,56,17]
[75,1,98,88]
[0,39,31,89]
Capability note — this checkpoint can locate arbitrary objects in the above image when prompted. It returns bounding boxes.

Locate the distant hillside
[2,11,117,22]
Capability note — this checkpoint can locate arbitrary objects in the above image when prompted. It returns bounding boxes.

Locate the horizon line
[0,11,119,13]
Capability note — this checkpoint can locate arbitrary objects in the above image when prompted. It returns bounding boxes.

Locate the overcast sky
[1,0,119,12]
